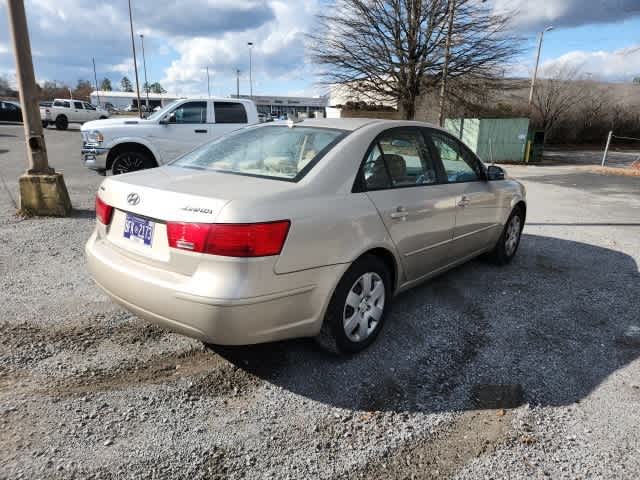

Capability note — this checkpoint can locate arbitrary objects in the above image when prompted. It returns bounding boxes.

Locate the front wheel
[55,115,68,130]
[488,206,524,265]
[111,150,154,175]
[316,255,392,354]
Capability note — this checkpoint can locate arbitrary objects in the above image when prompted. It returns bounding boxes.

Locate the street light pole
[206,66,211,98]
[528,26,554,107]
[140,33,150,112]
[6,0,71,215]
[127,0,142,118]
[247,42,254,98]
[92,57,100,106]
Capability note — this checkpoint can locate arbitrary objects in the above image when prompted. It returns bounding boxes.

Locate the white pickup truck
[80,98,258,175]
[41,99,109,130]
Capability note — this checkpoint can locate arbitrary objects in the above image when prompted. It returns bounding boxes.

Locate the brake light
[166,221,290,257]
[95,195,113,225]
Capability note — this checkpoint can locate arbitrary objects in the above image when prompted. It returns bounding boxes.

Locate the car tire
[488,206,524,265]
[99,116,107,120]
[316,254,392,355]
[41,121,48,129]
[55,115,68,130]
[111,150,154,175]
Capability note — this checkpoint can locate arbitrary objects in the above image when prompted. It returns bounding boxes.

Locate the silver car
[86,118,526,354]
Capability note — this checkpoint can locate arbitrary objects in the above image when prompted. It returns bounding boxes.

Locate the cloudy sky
[0,0,639,97]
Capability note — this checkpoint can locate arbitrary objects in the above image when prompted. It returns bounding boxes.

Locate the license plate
[123,214,154,246]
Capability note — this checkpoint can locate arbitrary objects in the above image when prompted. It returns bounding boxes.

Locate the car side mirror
[487,165,505,181]
[159,112,175,125]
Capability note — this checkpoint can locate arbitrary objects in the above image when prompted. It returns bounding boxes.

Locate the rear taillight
[166,221,290,257]
[95,195,113,225]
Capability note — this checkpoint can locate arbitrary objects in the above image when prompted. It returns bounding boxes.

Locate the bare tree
[309,0,520,120]
[532,67,590,136]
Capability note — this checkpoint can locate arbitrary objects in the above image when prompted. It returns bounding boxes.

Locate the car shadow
[70,208,96,219]
[211,234,640,414]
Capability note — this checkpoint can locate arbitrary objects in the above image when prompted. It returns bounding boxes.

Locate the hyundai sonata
[86,118,526,354]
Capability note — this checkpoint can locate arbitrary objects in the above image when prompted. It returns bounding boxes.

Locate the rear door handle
[194,129,207,133]
[458,195,470,207]
[390,206,409,220]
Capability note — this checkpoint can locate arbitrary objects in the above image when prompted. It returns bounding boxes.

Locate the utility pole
[236,69,240,98]
[528,26,554,108]
[206,66,211,98]
[92,57,100,106]
[438,0,456,126]
[247,42,254,98]
[127,0,142,118]
[139,33,150,112]
[6,0,71,215]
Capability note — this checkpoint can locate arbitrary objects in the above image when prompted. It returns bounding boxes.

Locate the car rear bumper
[85,231,347,345]
[82,146,109,171]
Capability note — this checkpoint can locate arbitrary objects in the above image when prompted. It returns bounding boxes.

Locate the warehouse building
[231,94,328,117]
[89,90,181,110]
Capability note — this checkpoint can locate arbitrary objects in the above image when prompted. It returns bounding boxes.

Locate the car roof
[279,117,440,132]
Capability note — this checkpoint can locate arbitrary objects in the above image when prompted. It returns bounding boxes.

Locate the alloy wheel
[505,214,522,257]
[112,154,145,175]
[343,272,385,342]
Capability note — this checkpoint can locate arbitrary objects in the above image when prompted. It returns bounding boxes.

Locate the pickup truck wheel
[55,115,68,130]
[111,150,153,175]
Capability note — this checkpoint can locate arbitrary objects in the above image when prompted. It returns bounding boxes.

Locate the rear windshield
[172,125,347,181]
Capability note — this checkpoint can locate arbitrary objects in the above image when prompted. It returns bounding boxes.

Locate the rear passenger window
[214,102,248,124]
[74,101,84,109]
[377,129,438,186]
[62,101,71,108]
[429,131,483,183]
[363,144,391,190]
[361,128,440,190]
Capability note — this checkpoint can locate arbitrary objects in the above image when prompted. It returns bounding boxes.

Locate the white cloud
[538,45,640,81]
[160,0,321,95]
[493,0,640,31]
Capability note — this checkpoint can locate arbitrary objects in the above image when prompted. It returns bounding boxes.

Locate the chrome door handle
[390,206,409,220]
[458,196,470,207]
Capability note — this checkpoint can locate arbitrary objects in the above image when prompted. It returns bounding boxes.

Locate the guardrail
[601,131,640,167]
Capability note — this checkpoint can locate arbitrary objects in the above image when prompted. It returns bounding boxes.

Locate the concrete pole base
[19,172,72,217]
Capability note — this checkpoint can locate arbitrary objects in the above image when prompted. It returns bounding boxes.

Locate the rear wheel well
[107,143,157,171]
[514,201,526,225]
[359,248,398,292]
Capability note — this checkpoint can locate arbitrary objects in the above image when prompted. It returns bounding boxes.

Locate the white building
[231,94,328,117]
[90,90,182,110]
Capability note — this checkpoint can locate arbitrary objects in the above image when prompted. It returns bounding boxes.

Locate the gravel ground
[1,124,639,479]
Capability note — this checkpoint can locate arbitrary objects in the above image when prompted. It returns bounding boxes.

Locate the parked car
[0,100,22,123]
[86,118,526,354]
[80,98,259,175]
[40,99,109,130]
[123,105,138,113]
